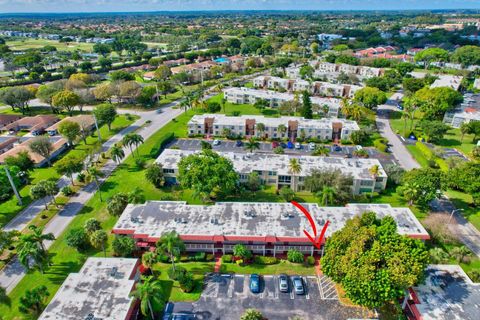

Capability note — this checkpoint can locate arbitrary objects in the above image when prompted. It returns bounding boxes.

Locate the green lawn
[406,144,430,168]
[152,262,215,302]
[446,190,480,231]
[207,93,280,117]
[0,115,137,228]
[6,39,94,52]
[220,260,315,276]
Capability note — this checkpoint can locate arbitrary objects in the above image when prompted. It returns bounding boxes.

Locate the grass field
[142,42,169,50]
[207,93,280,117]
[0,115,137,228]
[6,39,94,52]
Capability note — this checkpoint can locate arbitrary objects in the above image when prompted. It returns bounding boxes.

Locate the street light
[448,208,464,224]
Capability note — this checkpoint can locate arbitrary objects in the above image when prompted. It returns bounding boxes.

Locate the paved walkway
[0,102,183,293]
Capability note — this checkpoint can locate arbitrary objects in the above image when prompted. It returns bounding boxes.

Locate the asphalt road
[167,273,369,320]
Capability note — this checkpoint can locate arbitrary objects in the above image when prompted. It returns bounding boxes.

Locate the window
[268,171,277,176]
[163,169,175,174]
[278,175,291,183]
[360,180,374,186]
[239,174,248,180]
[215,125,219,129]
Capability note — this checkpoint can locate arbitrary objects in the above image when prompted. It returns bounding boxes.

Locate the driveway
[166,273,370,320]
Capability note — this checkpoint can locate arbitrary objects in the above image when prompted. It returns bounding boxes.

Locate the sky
[0,0,479,13]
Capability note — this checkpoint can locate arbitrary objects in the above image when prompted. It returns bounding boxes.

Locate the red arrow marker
[291,201,330,249]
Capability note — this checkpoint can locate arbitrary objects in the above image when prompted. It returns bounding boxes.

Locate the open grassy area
[6,39,94,52]
[0,115,137,228]
[220,260,315,276]
[152,262,215,302]
[207,93,280,117]
[446,190,480,231]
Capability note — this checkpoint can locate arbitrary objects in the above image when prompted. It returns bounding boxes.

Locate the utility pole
[92,113,102,142]
[4,166,22,205]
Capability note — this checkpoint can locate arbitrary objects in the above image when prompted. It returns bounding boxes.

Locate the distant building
[112,202,429,256]
[187,114,359,141]
[45,115,95,136]
[252,76,362,98]
[39,258,141,320]
[354,46,397,57]
[404,265,480,320]
[156,149,387,194]
[0,136,67,167]
[223,87,342,117]
[443,93,480,128]
[2,115,59,136]
[430,75,463,91]
[289,62,384,82]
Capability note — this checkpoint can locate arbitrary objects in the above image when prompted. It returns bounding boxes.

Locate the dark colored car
[280,142,287,148]
[279,274,289,293]
[272,141,279,148]
[236,140,243,147]
[333,144,342,152]
[250,274,261,293]
[292,276,305,295]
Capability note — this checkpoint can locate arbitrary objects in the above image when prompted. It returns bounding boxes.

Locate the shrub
[157,252,170,263]
[468,270,480,283]
[222,254,233,263]
[374,139,388,152]
[65,228,89,251]
[279,187,295,202]
[206,253,215,261]
[61,186,74,196]
[236,259,244,266]
[233,244,252,260]
[287,249,304,263]
[273,146,284,154]
[306,256,315,266]
[178,271,195,292]
[167,266,187,280]
[77,172,86,183]
[232,111,241,116]
[190,252,206,261]
[340,139,352,145]
[134,157,146,169]
[254,256,279,265]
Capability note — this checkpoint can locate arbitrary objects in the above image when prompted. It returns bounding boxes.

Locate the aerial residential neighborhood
[0,1,480,320]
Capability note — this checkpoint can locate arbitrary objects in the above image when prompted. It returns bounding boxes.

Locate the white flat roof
[188,114,360,131]
[430,75,463,90]
[39,258,139,320]
[112,201,429,240]
[156,149,386,179]
[412,264,480,320]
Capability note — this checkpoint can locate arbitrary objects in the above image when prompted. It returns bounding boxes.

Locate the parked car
[295,142,301,149]
[272,141,279,148]
[292,276,305,295]
[333,144,342,152]
[213,139,220,146]
[287,141,294,149]
[355,145,363,151]
[280,142,287,148]
[236,140,243,147]
[308,142,316,151]
[279,274,289,293]
[250,274,261,293]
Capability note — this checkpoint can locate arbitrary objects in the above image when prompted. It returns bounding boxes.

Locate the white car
[213,139,220,146]
[308,142,316,151]
[295,142,301,149]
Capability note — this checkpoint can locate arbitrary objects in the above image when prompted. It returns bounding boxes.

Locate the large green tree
[18,285,50,316]
[321,212,429,308]
[301,91,313,119]
[93,103,117,131]
[156,231,185,272]
[58,120,81,146]
[354,87,387,109]
[399,168,443,207]
[52,90,80,116]
[414,48,449,69]
[54,156,83,185]
[450,45,480,67]
[414,87,463,120]
[130,276,165,319]
[177,150,238,200]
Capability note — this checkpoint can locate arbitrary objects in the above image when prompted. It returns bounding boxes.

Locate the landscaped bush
[188,252,206,262]
[340,139,352,145]
[306,256,315,266]
[61,186,74,196]
[157,252,170,263]
[287,249,304,263]
[77,172,86,183]
[206,254,215,261]
[167,266,187,280]
[373,139,388,152]
[468,270,480,283]
[222,254,233,263]
[254,256,279,265]
[149,132,175,159]
[178,271,195,292]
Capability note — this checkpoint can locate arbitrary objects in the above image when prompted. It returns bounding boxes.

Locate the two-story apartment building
[112,202,429,257]
[223,87,342,116]
[156,149,387,194]
[187,114,359,141]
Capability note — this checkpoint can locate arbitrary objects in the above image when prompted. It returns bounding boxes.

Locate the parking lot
[167,273,370,320]
[168,138,398,168]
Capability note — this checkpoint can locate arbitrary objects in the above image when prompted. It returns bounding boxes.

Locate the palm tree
[277,124,287,138]
[90,229,108,257]
[317,186,336,206]
[130,276,165,320]
[450,246,471,263]
[142,252,157,270]
[369,165,380,197]
[87,166,104,202]
[403,96,418,134]
[312,146,330,156]
[255,123,266,139]
[27,225,55,252]
[156,231,185,272]
[460,122,471,142]
[350,104,366,122]
[402,183,419,206]
[110,145,125,164]
[244,138,260,153]
[221,97,227,114]
[122,133,144,157]
[288,158,302,191]
[17,238,48,273]
[340,98,352,118]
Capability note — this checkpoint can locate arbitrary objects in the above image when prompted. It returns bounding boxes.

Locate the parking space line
[273,275,279,299]
[317,276,324,299]
[290,289,295,300]
[303,277,310,300]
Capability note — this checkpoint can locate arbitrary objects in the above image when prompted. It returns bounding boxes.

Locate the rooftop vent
[110,267,118,277]
[85,314,95,320]
[244,211,256,218]
[282,212,294,219]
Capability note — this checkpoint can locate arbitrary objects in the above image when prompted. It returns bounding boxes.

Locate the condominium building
[39,258,141,320]
[223,87,342,117]
[443,93,480,128]
[187,114,359,141]
[252,76,361,98]
[430,74,463,91]
[156,149,387,194]
[291,62,384,81]
[112,202,429,256]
